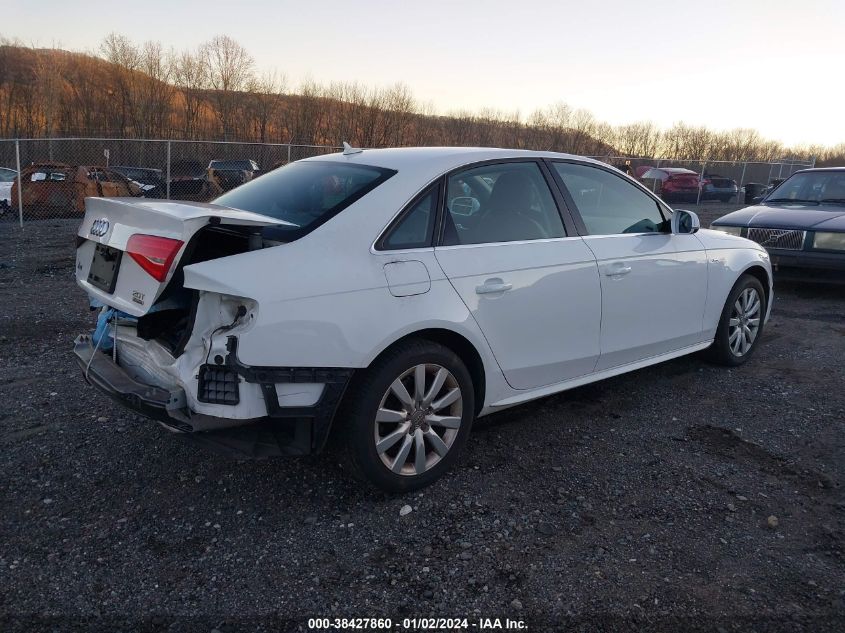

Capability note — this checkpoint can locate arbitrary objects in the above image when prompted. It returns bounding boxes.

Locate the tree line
[1,35,843,165]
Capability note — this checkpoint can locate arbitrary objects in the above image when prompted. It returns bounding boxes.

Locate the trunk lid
[76,197,287,316]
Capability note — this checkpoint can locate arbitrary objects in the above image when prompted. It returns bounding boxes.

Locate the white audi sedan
[74,147,772,491]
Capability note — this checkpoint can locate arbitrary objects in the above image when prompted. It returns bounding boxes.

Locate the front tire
[339,339,475,493]
[708,274,766,366]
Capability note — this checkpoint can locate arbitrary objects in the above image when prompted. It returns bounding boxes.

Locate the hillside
[0,45,615,156]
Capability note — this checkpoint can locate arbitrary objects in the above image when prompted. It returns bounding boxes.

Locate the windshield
[766,171,845,205]
[214,161,396,240]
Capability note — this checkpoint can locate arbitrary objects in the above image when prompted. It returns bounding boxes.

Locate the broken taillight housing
[126,234,184,282]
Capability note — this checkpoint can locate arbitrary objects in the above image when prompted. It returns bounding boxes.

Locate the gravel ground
[1,206,843,632]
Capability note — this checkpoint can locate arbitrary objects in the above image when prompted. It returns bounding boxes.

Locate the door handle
[605,263,632,277]
[475,278,512,294]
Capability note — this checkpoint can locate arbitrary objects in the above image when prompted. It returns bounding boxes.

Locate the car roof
[301,146,608,173]
[796,167,845,172]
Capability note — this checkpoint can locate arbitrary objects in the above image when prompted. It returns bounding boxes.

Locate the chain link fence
[587,155,815,204]
[0,137,816,226]
[0,138,341,225]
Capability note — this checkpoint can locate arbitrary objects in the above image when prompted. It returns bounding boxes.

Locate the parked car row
[635,166,739,203]
[10,164,140,217]
[2,158,262,218]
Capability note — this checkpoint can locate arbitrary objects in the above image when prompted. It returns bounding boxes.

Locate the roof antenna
[342,141,363,156]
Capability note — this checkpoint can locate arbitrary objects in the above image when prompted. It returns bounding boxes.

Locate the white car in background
[73,147,773,491]
[0,166,17,213]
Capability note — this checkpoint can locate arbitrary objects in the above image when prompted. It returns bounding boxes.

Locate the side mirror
[671,209,700,234]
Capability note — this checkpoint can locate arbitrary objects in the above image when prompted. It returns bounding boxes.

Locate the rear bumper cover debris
[72,334,354,456]
[73,334,185,423]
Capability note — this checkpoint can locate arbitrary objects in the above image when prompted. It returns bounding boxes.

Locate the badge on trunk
[90,218,110,237]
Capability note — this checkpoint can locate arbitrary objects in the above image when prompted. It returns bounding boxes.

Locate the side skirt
[483,341,713,414]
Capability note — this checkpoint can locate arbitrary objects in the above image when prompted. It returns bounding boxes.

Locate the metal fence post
[166,140,171,200]
[15,139,23,228]
[737,161,747,204]
[287,144,292,164]
[696,161,706,205]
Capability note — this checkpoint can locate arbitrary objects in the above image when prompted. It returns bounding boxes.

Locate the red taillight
[126,234,184,282]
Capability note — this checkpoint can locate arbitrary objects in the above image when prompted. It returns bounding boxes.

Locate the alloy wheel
[728,287,761,356]
[373,364,463,476]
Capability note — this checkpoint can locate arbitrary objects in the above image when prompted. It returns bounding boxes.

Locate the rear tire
[707,274,766,366]
[338,339,475,493]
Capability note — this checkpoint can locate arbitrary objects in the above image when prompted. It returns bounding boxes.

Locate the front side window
[553,162,668,235]
[442,162,564,246]
[216,161,396,241]
[380,185,437,250]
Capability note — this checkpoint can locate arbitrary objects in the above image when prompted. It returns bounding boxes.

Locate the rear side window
[553,162,668,235]
[380,185,438,250]
[216,161,396,241]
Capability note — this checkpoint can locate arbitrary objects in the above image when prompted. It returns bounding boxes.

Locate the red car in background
[639,167,701,202]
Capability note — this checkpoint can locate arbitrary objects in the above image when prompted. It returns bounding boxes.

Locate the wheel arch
[740,263,772,308]
[364,328,487,416]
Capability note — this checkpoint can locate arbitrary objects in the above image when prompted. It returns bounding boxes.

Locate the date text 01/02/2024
[306,617,528,630]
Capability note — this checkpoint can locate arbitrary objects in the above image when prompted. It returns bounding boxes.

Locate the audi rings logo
[90,218,110,237]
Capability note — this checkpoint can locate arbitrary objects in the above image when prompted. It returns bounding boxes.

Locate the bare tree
[170,48,207,139]
[245,70,285,142]
[200,35,254,140]
[136,41,172,137]
[100,33,140,135]
[34,47,65,139]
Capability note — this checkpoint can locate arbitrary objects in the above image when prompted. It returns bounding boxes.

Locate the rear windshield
[215,161,396,240]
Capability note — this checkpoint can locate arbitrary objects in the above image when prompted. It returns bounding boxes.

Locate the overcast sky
[8,0,844,147]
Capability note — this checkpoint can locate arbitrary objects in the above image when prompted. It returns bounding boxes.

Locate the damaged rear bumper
[73,334,354,457]
[73,334,186,424]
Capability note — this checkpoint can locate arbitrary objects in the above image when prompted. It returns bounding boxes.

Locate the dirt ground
[0,204,843,632]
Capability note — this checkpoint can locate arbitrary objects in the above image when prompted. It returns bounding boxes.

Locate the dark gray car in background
[712,167,845,281]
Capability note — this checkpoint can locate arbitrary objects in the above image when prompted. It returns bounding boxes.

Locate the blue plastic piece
[91,307,136,352]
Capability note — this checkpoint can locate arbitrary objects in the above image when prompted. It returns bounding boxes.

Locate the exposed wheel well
[369,329,486,415]
[743,265,771,307]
